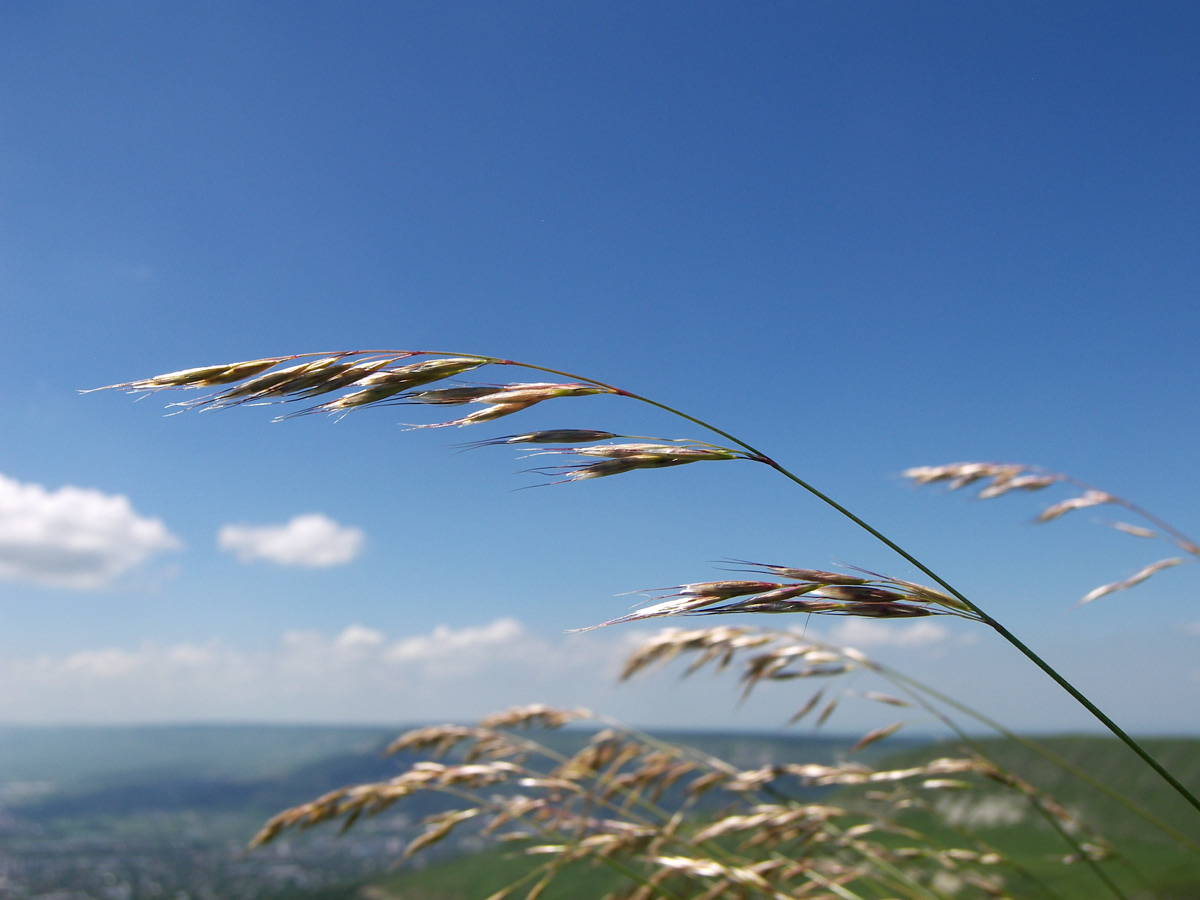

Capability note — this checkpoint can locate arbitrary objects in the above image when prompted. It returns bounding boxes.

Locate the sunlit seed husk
[816,585,906,603]
[845,602,935,618]
[517,429,619,444]
[211,358,344,403]
[677,581,784,600]
[732,561,871,585]
[358,357,485,388]
[291,357,401,398]
[99,357,287,391]
[1109,521,1157,539]
[1079,556,1185,604]
[850,721,904,753]
[402,386,507,405]
[474,383,609,405]
[262,357,361,396]
[569,444,740,462]
[1036,489,1114,522]
[883,577,971,612]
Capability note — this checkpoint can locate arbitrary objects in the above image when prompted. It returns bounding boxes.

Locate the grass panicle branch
[91,350,1200,838]
[905,461,1200,604]
[249,691,1081,900]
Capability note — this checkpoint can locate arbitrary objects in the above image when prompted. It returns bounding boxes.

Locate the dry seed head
[245,355,355,397]
[905,462,1065,502]
[363,356,485,386]
[194,359,324,405]
[1109,521,1158,538]
[479,704,594,730]
[414,400,540,428]
[402,385,508,405]
[565,443,739,461]
[666,581,785,601]
[290,356,400,398]
[879,576,971,612]
[816,585,905,603]
[903,462,991,487]
[405,808,482,858]
[922,779,972,790]
[618,626,773,679]
[1079,556,1185,605]
[309,357,487,412]
[386,724,495,757]
[858,691,910,707]
[1036,489,1114,522]
[728,560,871,584]
[474,382,612,405]
[850,721,905,753]
[411,383,616,430]
[460,429,621,448]
[788,689,826,725]
[977,472,1058,498]
[110,357,289,391]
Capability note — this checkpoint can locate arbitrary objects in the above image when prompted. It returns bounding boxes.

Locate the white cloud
[0,620,633,723]
[218,514,364,567]
[826,618,950,648]
[0,473,181,589]
[335,624,385,651]
[387,619,523,662]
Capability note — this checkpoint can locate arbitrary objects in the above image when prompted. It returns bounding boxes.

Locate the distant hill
[874,733,1200,844]
[0,723,398,789]
[0,723,920,817]
[4,725,1200,900]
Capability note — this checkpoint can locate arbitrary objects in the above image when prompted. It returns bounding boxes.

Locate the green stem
[876,666,1200,855]
[483,355,1200,820]
[183,349,1199,820]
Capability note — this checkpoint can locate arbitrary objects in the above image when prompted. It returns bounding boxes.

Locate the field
[2,725,1198,899]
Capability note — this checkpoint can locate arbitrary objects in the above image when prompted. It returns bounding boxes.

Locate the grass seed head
[1036,489,1115,522]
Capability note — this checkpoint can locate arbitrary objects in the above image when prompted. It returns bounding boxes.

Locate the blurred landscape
[2,725,1198,899]
[0,725,907,899]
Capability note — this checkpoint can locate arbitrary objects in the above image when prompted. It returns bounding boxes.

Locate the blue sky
[1,2,1198,735]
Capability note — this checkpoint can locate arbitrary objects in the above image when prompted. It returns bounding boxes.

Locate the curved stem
[1051,471,1200,556]
[147,349,1200,819]
[480,355,1200,819]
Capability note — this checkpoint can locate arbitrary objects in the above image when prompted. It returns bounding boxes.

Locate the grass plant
[93,349,1200,899]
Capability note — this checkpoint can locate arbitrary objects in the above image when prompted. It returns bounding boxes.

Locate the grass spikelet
[405,808,483,858]
[788,688,827,724]
[101,349,1200,892]
[456,429,622,449]
[1078,556,1185,605]
[1036,489,1115,522]
[617,626,775,681]
[1108,521,1158,538]
[85,356,295,393]
[815,697,839,726]
[480,704,594,730]
[849,721,905,754]
[857,691,910,707]
[531,443,747,487]
[579,565,981,631]
[405,383,615,429]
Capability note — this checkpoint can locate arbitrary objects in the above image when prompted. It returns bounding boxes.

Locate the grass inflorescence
[92,349,1200,898]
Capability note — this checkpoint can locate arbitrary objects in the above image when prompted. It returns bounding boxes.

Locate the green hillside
[0,723,397,786]
[4,726,1200,899]
[338,734,1200,900]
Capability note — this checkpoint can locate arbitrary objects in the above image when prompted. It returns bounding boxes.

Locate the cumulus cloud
[0,473,180,589]
[0,620,637,723]
[387,619,523,662]
[218,514,364,567]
